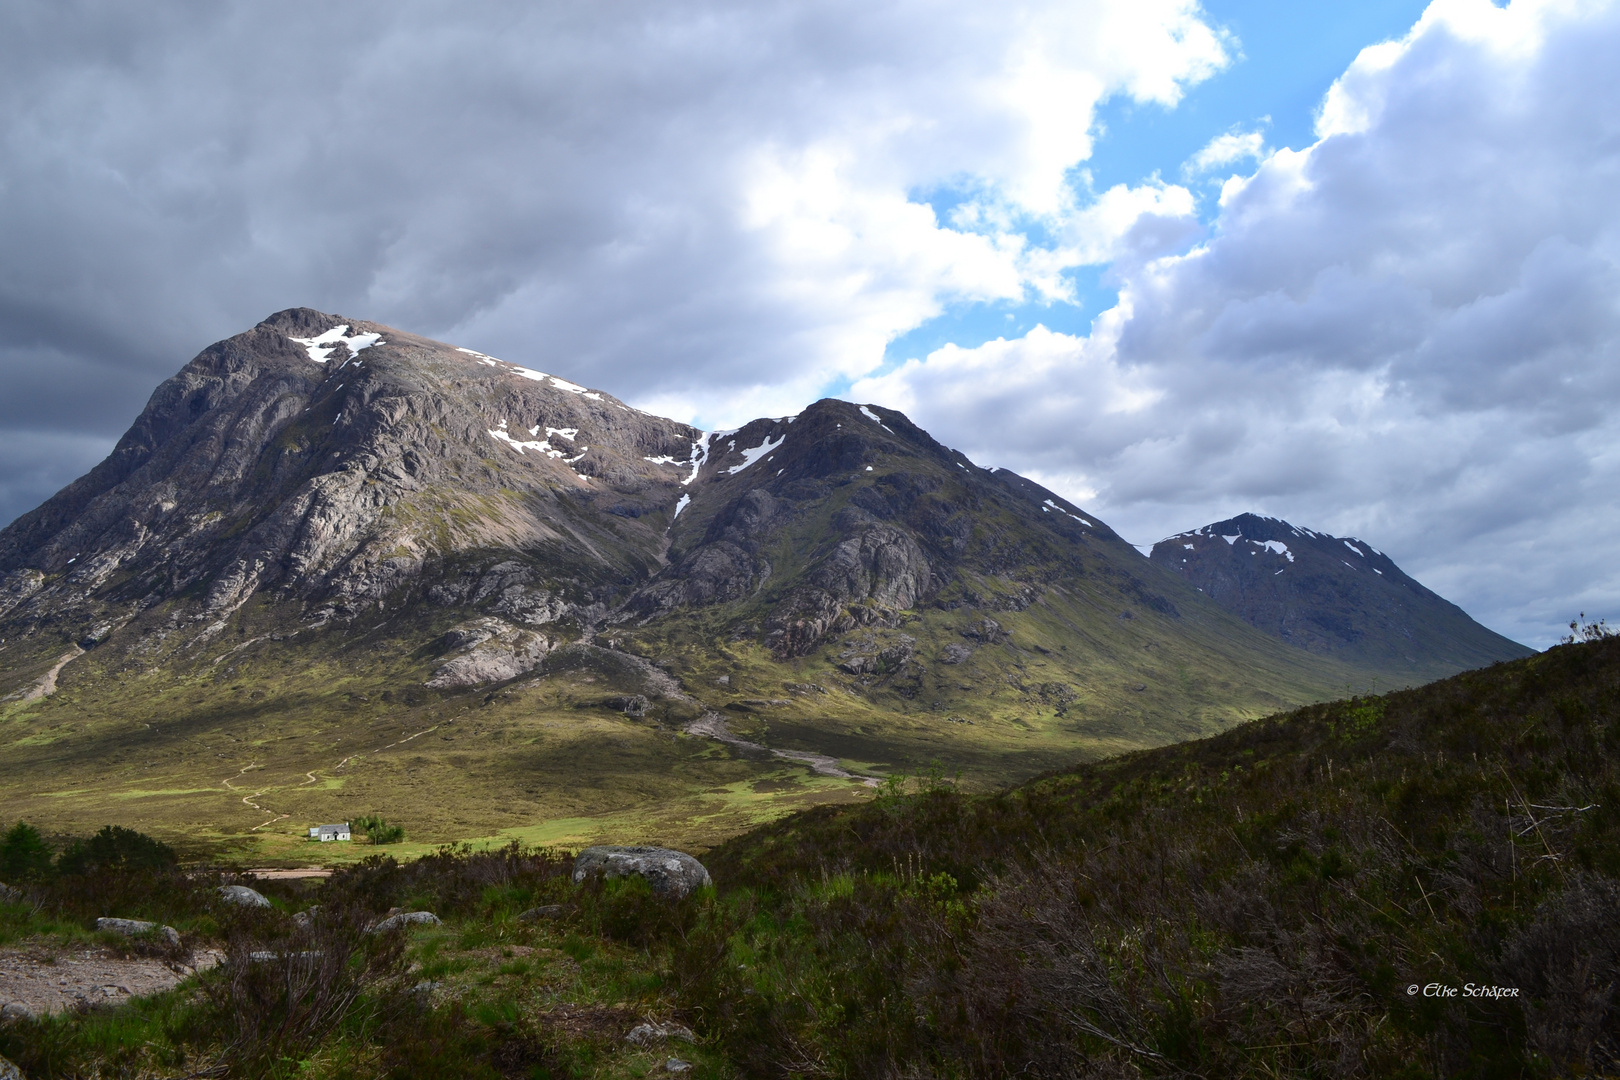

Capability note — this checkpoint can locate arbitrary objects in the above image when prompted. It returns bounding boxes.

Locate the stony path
[684,712,880,786]
[0,945,222,1017]
[2,645,82,703]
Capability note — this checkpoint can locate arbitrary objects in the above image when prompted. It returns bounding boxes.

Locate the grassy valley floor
[0,575,1378,861]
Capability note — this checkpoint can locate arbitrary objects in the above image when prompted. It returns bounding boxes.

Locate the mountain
[0,311,1503,855]
[1149,512,1532,680]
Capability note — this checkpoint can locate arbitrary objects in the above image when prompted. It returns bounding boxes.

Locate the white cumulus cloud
[1185,128,1267,175]
[852,0,1620,647]
[0,0,1232,514]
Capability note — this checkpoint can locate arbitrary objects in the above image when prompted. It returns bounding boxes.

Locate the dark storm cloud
[0,0,1225,523]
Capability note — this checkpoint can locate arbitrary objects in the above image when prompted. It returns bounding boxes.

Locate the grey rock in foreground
[626,1020,697,1047]
[0,1053,23,1079]
[217,884,272,908]
[95,917,180,947]
[370,911,441,933]
[517,903,572,922]
[573,846,711,898]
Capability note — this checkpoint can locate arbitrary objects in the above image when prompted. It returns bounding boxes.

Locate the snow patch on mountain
[290,325,383,364]
[487,418,574,459]
[1041,498,1093,527]
[725,433,785,475]
[1257,540,1294,562]
[455,348,605,399]
[859,405,893,433]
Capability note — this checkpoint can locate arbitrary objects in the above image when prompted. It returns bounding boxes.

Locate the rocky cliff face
[1148,513,1532,677]
[0,309,702,679]
[613,398,1188,661]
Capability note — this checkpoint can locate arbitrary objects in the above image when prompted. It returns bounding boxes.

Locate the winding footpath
[683,712,880,787]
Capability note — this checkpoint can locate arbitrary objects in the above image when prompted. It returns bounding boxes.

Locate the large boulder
[572,846,712,898]
[217,884,272,908]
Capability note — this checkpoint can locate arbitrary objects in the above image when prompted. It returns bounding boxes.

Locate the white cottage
[308,823,351,842]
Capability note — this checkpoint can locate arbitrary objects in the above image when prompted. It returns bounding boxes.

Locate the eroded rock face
[765,525,932,657]
[837,633,917,677]
[539,643,688,701]
[427,618,552,688]
[0,570,43,621]
[572,846,712,898]
[961,616,1007,644]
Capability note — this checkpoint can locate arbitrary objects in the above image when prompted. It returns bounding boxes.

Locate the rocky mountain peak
[1149,512,1530,675]
[0,309,701,640]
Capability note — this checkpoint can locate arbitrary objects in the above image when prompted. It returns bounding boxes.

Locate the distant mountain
[1149,512,1532,680]
[0,311,1503,850]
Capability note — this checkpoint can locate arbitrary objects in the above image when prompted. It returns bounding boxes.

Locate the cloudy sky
[2,0,1615,647]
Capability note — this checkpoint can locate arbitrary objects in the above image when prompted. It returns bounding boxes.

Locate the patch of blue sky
[876,0,1433,375]
[1088,0,1436,197]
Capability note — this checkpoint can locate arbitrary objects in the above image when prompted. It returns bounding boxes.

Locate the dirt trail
[371,724,439,753]
[222,763,289,831]
[215,720,443,837]
[684,712,880,786]
[4,646,84,702]
[0,945,222,1017]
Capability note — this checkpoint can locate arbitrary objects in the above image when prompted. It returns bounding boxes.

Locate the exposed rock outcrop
[426,617,552,688]
[370,911,441,933]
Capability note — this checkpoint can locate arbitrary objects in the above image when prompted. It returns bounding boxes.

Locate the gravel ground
[0,944,222,1017]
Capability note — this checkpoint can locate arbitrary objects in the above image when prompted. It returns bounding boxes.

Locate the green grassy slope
[674,634,1620,1078]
